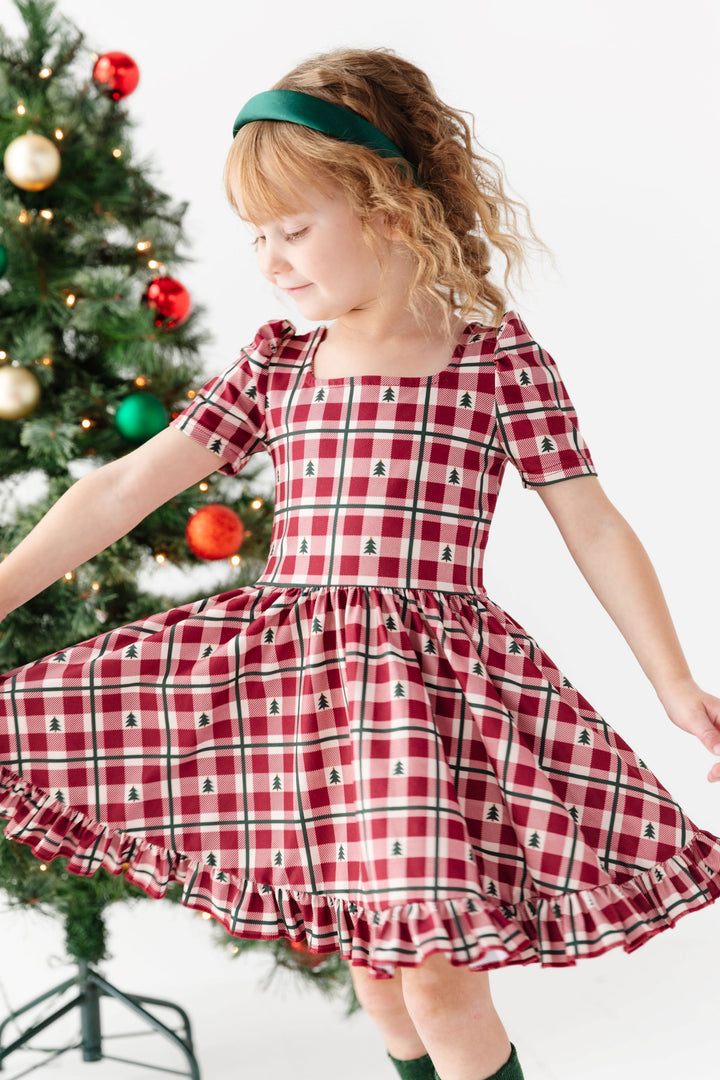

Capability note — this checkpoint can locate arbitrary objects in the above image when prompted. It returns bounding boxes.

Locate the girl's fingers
[669,711,719,748]
[661,690,720,782]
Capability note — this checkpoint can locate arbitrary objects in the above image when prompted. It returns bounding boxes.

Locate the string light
[187,390,197,399]
[134,376,148,387]
[112,148,122,158]
[230,555,241,566]
[250,497,263,510]
[136,241,152,252]
[16,102,25,116]
[18,209,28,224]
[155,554,166,565]
[147,259,161,269]
[39,209,53,221]
[64,572,74,581]
[201,912,212,921]
[39,67,52,78]
[54,129,64,140]
[91,582,100,591]
[0,352,6,361]
[65,293,76,306]
[198,482,209,492]
[80,418,92,429]
[39,864,47,871]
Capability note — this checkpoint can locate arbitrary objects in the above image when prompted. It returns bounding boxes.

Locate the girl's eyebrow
[244,223,309,238]
[240,210,314,227]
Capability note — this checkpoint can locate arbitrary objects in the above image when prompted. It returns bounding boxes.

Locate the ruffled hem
[2,762,719,980]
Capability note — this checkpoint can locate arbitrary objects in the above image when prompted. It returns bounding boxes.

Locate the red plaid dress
[2,310,719,979]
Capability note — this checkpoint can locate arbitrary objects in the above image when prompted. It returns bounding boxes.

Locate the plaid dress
[2,309,719,980]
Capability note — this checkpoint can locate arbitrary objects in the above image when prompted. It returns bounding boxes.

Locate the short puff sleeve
[493,310,597,489]
[168,319,294,476]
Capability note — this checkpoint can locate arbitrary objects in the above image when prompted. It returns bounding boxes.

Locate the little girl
[2,45,720,1080]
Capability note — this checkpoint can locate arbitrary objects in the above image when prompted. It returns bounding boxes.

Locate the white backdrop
[1,1,719,1077]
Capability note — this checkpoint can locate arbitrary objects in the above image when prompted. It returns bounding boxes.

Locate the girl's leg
[399,952,517,1080]
[348,961,429,1060]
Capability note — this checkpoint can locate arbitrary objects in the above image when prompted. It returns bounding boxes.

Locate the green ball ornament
[0,243,7,278]
[115,391,167,442]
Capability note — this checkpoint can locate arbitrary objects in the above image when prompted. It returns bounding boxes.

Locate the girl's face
[240,178,392,322]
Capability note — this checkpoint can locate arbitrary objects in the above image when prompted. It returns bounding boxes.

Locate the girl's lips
[286,284,311,292]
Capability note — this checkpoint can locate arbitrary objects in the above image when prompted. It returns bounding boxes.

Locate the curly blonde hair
[224,46,553,338]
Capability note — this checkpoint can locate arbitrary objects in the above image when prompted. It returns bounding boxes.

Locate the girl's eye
[250,229,306,248]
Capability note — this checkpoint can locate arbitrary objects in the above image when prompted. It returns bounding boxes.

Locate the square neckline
[305,321,486,386]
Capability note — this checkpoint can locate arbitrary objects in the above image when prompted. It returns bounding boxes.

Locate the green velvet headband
[232,89,425,189]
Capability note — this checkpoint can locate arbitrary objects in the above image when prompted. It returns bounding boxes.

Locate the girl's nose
[259,239,292,278]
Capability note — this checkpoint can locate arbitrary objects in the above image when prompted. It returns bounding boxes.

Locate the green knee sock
[388,1042,523,1080]
[434,1042,524,1080]
[484,1042,523,1080]
[386,1049,436,1080]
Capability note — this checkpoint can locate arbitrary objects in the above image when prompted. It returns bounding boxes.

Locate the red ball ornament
[186,505,245,561]
[143,276,192,329]
[92,51,140,99]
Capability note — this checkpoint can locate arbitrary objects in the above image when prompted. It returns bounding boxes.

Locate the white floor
[0,890,717,1080]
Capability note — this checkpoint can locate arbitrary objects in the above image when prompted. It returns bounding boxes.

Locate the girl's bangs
[227,126,331,224]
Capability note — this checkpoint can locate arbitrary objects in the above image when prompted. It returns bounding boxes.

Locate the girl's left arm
[535,474,720,784]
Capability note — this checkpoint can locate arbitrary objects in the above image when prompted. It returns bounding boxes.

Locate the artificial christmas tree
[0,2,355,1074]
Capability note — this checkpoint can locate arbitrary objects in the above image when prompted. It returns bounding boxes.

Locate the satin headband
[232,89,425,189]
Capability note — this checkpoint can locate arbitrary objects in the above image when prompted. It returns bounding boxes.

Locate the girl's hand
[656,676,720,783]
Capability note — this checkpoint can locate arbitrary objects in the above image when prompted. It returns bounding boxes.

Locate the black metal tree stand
[0,958,201,1078]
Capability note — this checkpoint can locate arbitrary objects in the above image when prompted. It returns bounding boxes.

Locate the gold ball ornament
[0,364,42,420]
[3,132,62,192]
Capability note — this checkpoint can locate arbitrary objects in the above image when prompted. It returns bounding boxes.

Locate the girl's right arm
[0,426,224,619]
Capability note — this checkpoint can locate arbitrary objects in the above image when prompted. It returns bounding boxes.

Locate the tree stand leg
[0,959,201,1078]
